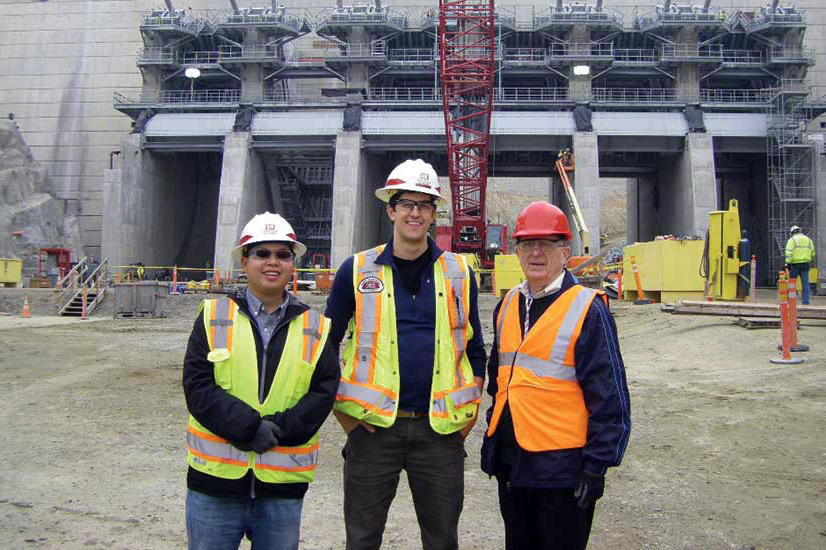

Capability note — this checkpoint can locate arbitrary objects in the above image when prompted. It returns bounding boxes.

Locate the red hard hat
[513,201,572,241]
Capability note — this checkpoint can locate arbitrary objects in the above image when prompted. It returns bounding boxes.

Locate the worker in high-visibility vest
[785,225,815,305]
[183,212,339,550]
[482,201,631,549]
[325,159,487,550]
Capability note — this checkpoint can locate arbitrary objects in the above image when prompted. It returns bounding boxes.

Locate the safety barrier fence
[660,44,723,60]
[534,7,623,28]
[721,49,763,64]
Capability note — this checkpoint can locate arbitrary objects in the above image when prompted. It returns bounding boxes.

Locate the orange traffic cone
[21,296,31,318]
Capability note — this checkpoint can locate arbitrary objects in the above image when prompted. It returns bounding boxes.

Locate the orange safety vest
[487,284,603,452]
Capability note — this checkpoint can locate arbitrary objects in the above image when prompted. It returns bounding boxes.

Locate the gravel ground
[1,288,825,549]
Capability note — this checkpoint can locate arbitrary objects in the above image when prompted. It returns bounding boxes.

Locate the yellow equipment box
[0,258,23,287]
[622,240,705,302]
[493,254,524,298]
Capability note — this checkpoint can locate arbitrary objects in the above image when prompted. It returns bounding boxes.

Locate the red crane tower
[439,0,503,268]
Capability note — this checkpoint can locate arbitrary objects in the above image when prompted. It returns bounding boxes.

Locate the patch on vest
[358,276,384,294]
[191,456,206,465]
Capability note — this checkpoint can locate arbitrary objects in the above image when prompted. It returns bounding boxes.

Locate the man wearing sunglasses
[326,159,487,550]
[482,201,631,549]
[182,212,339,550]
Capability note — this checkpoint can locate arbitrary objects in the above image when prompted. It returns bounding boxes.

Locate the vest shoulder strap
[204,297,236,351]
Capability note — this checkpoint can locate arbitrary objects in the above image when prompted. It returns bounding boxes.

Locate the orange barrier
[771,271,804,365]
[617,268,623,301]
[629,256,651,305]
[171,266,180,295]
[21,296,31,318]
[292,270,297,293]
[784,275,809,353]
[81,286,89,320]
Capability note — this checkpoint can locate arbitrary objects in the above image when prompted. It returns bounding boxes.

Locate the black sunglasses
[250,248,294,261]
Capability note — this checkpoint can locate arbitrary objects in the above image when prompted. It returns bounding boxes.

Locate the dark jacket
[183,290,339,499]
[325,237,486,413]
[481,271,631,488]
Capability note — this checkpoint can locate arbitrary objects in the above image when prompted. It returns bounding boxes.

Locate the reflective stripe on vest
[439,253,469,389]
[488,284,598,451]
[352,247,383,384]
[187,424,248,467]
[210,298,235,350]
[337,379,397,416]
[256,443,320,472]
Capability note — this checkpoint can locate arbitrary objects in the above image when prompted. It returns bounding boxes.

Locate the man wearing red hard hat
[481,201,631,549]
[182,212,339,550]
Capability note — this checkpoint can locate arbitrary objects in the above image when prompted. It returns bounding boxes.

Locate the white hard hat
[790,225,801,234]
[375,159,446,205]
[232,212,307,262]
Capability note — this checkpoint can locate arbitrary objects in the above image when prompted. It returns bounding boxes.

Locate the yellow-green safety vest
[335,245,481,434]
[785,233,815,264]
[186,298,330,483]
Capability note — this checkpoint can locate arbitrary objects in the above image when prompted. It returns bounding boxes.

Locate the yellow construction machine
[701,199,751,300]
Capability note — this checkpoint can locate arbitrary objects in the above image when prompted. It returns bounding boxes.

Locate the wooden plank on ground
[735,317,784,329]
[672,300,826,320]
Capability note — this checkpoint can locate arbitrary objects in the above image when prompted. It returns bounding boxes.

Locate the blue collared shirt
[245,287,291,351]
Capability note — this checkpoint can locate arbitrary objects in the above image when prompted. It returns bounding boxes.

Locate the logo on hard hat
[264,223,277,233]
[357,276,384,294]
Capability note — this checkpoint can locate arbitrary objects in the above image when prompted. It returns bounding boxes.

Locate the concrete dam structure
[2,1,825,282]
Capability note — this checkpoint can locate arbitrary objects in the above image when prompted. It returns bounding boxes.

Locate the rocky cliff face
[0,119,83,274]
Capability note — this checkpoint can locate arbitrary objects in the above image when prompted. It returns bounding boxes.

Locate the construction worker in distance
[785,225,815,305]
[481,201,631,550]
[325,159,487,550]
[182,212,339,550]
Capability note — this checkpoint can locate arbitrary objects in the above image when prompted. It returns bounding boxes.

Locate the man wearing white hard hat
[182,212,339,550]
[785,225,815,305]
[326,159,487,549]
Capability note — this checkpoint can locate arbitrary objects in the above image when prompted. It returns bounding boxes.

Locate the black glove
[249,419,281,454]
[573,470,605,510]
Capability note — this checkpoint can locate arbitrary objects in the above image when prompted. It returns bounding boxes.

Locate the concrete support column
[659,133,716,238]
[626,175,658,244]
[242,30,264,101]
[213,132,268,275]
[568,26,591,102]
[675,28,699,103]
[571,132,600,255]
[347,27,370,95]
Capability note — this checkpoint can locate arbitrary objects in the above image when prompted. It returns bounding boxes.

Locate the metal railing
[138,47,177,63]
[181,51,222,64]
[613,49,657,63]
[497,87,568,102]
[534,7,623,28]
[368,88,439,102]
[745,10,805,32]
[661,44,723,60]
[548,42,613,58]
[592,88,677,103]
[503,48,547,63]
[721,49,763,64]
[116,89,242,104]
[223,9,303,32]
[700,88,772,103]
[768,47,815,64]
[262,89,345,103]
[388,48,434,63]
[325,42,387,59]
[316,6,408,29]
[142,10,205,33]
[217,45,280,61]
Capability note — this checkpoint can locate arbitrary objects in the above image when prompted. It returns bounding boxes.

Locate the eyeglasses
[250,248,294,261]
[516,239,566,254]
[394,199,436,214]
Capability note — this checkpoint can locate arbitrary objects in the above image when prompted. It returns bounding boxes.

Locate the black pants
[497,479,595,550]
[343,417,465,550]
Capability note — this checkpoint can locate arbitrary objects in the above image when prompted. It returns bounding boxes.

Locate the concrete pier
[572,132,600,255]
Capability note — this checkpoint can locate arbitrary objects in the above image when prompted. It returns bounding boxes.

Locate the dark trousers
[788,262,811,305]
[343,417,465,550]
[497,479,595,550]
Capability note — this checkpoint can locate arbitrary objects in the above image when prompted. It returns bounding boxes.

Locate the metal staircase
[57,257,110,316]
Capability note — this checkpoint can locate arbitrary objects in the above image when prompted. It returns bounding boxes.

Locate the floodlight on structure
[573,65,590,76]
[185,67,201,79]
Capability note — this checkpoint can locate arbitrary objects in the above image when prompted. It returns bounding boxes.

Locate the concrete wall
[572,132,600,255]
[101,134,198,271]
[658,134,717,238]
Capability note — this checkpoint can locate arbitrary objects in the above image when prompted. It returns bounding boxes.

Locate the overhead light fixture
[573,65,590,76]
[185,67,201,79]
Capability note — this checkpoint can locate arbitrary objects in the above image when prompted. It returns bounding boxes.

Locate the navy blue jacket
[481,270,631,488]
[325,237,486,413]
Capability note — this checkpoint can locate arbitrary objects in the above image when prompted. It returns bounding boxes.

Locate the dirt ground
[1,287,825,549]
